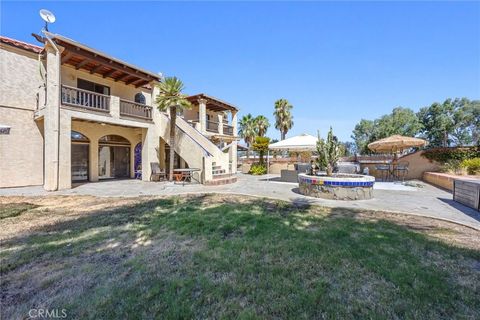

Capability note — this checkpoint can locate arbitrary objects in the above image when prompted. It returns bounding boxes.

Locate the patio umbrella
[367,135,427,153]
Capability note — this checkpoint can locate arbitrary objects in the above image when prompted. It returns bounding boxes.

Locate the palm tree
[274,99,294,140]
[255,115,270,137]
[155,77,192,181]
[238,113,257,159]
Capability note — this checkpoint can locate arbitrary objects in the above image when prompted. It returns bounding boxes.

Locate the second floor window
[135,93,146,105]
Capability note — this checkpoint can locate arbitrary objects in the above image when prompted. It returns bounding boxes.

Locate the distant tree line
[351,98,480,154]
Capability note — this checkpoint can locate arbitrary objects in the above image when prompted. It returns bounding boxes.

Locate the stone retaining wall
[423,172,480,191]
[298,174,375,200]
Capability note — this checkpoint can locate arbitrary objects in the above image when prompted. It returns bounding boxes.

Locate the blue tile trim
[300,176,374,188]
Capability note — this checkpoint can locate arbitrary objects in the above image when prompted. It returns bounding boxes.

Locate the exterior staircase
[156,112,237,185]
[205,162,237,186]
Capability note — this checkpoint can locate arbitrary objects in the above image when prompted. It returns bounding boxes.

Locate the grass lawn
[1,194,479,319]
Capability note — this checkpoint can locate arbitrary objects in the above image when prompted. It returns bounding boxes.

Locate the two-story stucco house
[0,33,239,190]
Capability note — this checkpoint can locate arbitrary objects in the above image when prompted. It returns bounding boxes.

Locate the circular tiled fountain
[298,173,375,200]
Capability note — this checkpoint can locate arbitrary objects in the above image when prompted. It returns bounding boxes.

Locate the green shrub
[252,137,270,164]
[422,147,480,163]
[249,163,267,175]
[461,158,480,175]
[439,160,463,174]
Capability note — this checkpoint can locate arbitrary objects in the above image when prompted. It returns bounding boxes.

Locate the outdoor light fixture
[0,125,11,135]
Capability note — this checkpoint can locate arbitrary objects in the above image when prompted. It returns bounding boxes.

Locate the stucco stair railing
[157,112,230,182]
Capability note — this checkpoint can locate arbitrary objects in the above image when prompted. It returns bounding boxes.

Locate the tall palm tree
[255,115,270,137]
[155,77,192,181]
[238,113,257,159]
[274,99,294,140]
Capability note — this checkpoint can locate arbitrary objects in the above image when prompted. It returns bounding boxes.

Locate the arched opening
[71,131,90,182]
[134,92,146,105]
[98,135,131,179]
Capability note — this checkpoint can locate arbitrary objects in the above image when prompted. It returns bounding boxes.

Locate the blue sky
[2,1,479,141]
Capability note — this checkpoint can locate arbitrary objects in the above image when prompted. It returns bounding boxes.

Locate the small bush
[298,151,313,163]
[249,163,267,175]
[439,160,464,175]
[461,158,480,175]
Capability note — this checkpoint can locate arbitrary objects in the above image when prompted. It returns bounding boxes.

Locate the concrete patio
[1,173,479,230]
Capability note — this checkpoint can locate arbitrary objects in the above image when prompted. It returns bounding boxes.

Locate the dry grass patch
[1,194,479,319]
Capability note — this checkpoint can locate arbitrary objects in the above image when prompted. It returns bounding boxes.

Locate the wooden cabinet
[454,179,480,211]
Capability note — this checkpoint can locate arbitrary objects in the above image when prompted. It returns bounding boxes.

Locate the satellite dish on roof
[39,9,56,31]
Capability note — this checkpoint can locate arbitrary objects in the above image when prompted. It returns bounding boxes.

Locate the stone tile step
[205,176,237,186]
[212,173,234,179]
[212,165,222,170]
[212,169,226,175]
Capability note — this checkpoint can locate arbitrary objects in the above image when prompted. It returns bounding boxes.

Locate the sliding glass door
[98,135,130,179]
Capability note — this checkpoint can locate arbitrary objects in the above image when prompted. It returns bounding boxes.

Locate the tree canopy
[418,98,480,147]
[274,99,294,140]
[351,98,479,154]
[255,115,270,137]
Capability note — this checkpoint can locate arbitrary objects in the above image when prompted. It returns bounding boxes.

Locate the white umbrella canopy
[268,133,317,152]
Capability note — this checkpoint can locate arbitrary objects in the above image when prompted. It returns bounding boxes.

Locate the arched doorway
[98,135,130,179]
[71,131,90,182]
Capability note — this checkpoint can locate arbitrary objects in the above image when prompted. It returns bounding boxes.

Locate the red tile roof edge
[0,35,43,53]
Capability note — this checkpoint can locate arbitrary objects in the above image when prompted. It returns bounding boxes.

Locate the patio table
[173,168,201,184]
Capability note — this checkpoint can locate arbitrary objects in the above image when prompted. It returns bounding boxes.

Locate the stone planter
[298,173,375,200]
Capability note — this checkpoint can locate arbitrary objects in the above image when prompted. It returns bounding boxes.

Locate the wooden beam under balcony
[61,52,73,64]
[102,69,117,79]
[115,73,130,82]
[90,64,103,75]
[135,80,149,88]
[125,78,142,86]
[75,59,90,70]
[50,33,161,87]
[58,41,155,83]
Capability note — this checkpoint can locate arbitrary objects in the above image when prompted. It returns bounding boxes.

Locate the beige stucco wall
[399,150,440,179]
[0,44,45,188]
[241,161,294,174]
[423,172,456,191]
[0,108,44,187]
[0,44,44,110]
[61,66,152,105]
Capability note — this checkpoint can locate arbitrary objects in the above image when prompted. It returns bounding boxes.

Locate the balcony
[223,124,234,136]
[185,118,235,136]
[61,85,110,112]
[120,99,152,120]
[61,85,152,120]
[206,120,219,133]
